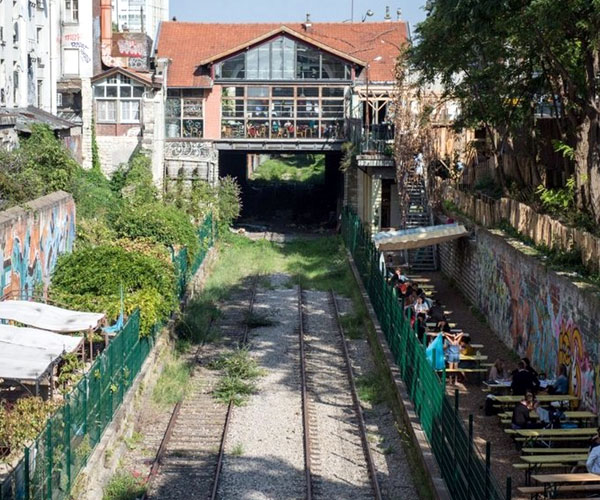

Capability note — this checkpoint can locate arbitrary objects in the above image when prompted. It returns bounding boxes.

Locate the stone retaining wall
[438,217,600,413]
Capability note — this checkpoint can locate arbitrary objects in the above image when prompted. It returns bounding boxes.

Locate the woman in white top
[414,296,430,316]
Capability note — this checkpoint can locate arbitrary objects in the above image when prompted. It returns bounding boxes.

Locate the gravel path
[336,296,419,500]
[302,289,373,499]
[219,277,305,500]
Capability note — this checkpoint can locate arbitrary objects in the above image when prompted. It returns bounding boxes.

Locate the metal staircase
[405,176,438,272]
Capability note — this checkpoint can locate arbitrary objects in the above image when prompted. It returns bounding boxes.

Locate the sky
[170,0,428,34]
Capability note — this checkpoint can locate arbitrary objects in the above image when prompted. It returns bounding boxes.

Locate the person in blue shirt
[549,364,569,395]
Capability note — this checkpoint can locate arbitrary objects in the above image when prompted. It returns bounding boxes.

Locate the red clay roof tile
[157,21,408,87]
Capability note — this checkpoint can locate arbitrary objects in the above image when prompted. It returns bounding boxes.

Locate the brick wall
[439,224,600,412]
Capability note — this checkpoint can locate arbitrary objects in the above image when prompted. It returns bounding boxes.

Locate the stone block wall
[439,224,600,412]
[0,191,76,299]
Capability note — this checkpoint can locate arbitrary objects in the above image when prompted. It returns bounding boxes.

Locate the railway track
[299,286,383,500]
[143,277,258,500]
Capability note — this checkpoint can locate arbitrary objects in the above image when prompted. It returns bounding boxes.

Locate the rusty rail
[298,286,313,500]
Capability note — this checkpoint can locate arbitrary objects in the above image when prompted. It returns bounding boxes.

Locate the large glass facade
[165,89,204,138]
[215,36,352,81]
[221,85,346,139]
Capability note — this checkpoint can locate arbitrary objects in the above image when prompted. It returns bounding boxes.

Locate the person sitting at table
[512,392,544,429]
[415,312,427,342]
[548,364,569,395]
[458,336,476,371]
[587,430,600,474]
[511,360,537,395]
[428,300,445,323]
[405,290,418,308]
[414,296,430,316]
[522,357,541,390]
[390,268,407,288]
[436,317,452,333]
[488,359,507,382]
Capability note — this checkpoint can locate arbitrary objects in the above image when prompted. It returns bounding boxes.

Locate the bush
[70,167,121,221]
[116,152,158,205]
[50,246,176,335]
[102,471,146,500]
[111,203,199,260]
[216,176,241,230]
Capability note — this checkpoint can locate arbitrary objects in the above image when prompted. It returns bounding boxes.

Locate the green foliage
[474,175,503,200]
[50,246,176,335]
[70,166,120,221]
[249,154,325,184]
[0,398,58,460]
[112,203,199,260]
[102,471,147,500]
[355,372,386,405]
[57,352,83,393]
[91,119,101,171]
[215,176,242,231]
[117,152,158,205]
[174,296,220,343]
[210,349,263,406]
[0,125,79,208]
[535,176,576,213]
[340,142,357,172]
[552,140,575,161]
[152,355,192,408]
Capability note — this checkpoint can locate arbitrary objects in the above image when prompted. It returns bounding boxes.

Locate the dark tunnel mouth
[218,151,344,231]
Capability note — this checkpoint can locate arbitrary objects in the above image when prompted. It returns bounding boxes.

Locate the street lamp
[362,9,374,22]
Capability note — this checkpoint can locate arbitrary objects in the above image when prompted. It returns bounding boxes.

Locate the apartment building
[113,0,168,37]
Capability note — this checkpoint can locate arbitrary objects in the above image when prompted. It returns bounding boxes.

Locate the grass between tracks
[102,471,147,500]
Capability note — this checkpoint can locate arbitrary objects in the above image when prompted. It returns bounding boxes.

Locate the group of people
[487,357,569,396]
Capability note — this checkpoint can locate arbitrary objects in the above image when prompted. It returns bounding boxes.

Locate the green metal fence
[342,207,511,500]
[0,214,215,500]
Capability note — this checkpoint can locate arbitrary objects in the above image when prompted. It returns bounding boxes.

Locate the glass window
[258,45,270,79]
[94,86,105,97]
[296,45,320,79]
[222,98,244,118]
[246,49,259,80]
[297,87,319,97]
[120,86,131,97]
[271,100,294,118]
[272,86,293,97]
[322,99,344,118]
[247,99,268,117]
[322,87,344,97]
[182,119,203,138]
[321,55,348,79]
[120,100,140,122]
[106,86,117,98]
[183,99,203,117]
[247,87,268,97]
[165,97,181,118]
[219,53,245,79]
[297,99,319,118]
[222,86,244,97]
[132,86,144,97]
[97,100,116,122]
[165,119,180,138]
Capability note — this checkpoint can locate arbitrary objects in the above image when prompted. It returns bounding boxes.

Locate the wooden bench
[506,428,597,447]
[518,454,588,484]
[531,473,600,499]
[521,447,589,454]
[518,484,600,499]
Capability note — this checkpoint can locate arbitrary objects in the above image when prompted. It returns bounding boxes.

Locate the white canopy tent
[0,325,82,382]
[373,223,469,252]
[0,300,105,333]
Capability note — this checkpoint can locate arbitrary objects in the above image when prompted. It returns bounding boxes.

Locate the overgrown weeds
[152,355,192,409]
[340,312,366,339]
[209,350,263,406]
[244,311,276,328]
[355,371,387,405]
[102,471,147,500]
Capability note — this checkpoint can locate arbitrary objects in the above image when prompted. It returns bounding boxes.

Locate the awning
[373,223,469,251]
[0,325,82,381]
[0,300,105,333]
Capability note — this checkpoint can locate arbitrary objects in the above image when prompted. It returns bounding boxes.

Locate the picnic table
[518,454,588,484]
[498,410,596,427]
[506,427,597,447]
[530,473,600,499]
[492,394,578,406]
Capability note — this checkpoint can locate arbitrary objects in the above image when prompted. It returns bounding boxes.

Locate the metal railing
[0,214,215,500]
[361,124,395,154]
[341,207,510,500]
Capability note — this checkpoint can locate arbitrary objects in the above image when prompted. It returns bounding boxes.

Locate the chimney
[384,6,392,21]
[303,13,312,31]
[100,0,113,68]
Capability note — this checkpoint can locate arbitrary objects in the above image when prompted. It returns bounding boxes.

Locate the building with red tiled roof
[154,20,408,144]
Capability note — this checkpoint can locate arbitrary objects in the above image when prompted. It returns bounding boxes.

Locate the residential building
[113,0,168,37]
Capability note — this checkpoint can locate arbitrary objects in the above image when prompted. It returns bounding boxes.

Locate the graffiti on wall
[476,236,599,411]
[0,195,76,299]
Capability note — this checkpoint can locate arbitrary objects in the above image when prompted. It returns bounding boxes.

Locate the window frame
[165,89,205,139]
[93,73,145,124]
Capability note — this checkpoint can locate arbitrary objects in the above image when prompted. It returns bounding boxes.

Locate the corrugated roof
[0,107,76,132]
[157,21,408,87]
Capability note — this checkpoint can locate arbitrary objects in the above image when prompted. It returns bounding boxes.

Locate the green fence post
[24,447,30,500]
[505,476,512,500]
[453,389,459,491]
[45,423,52,500]
[65,393,71,493]
[485,441,491,499]
[468,414,473,499]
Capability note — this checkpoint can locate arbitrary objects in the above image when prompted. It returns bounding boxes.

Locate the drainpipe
[100,0,113,68]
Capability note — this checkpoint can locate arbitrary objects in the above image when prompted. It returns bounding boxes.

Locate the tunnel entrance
[219,151,343,230]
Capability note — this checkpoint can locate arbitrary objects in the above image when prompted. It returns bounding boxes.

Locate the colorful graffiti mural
[474,231,600,412]
[0,193,75,300]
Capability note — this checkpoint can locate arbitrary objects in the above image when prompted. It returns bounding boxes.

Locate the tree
[411,0,600,222]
